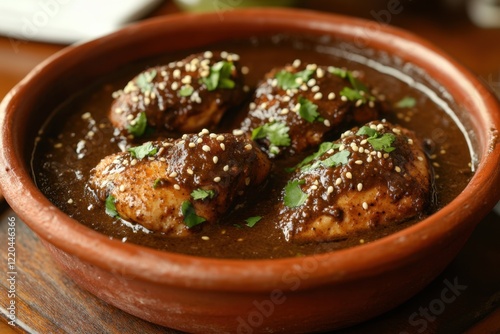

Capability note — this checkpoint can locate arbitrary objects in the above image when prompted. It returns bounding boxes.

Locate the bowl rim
[1,8,500,292]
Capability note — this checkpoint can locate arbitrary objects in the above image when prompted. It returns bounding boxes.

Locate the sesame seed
[368,101,375,108]
[292,59,301,68]
[245,177,251,186]
[355,99,363,107]
[223,165,229,171]
[54,143,63,148]
[339,144,345,151]
[435,174,440,179]
[187,168,194,175]
[282,95,291,102]
[346,172,353,179]
[216,135,225,141]
[197,138,203,144]
[220,51,228,58]
[335,178,342,185]
[377,152,382,158]
[181,75,192,84]
[328,92,336,100]
[173,69,181,79]
[241,66,249,75]
[323,119,331,127]
[171,82,179,90]
[360,139,368,145]
[316,68,325,78]
[214,177,221,183]
[433,162,440,167]
[367,156,373,163]
[233,129,244,136]
[202,145,211,152]
[81,112,91,120]
[355,160,363,165]
[144,97,151,105]
[119,185,126,192]
[293,103,301,112]
[220,143,226,151]
[209,133,217,138]
[395,166,401,173]
[370,124,377,130]
[311,185,318,190]
[306,64,317,71]
[307,78,316,87]
[440,149,446,154]
[201,128,210,135]
[174,184,180,190]
[383,153,390,159]
[362,202,368,210]
[213,156,219,164]
[376,124,384,131]
[67,198,74,204]
[408,138,414,145]
[169,171,178,178]
[130,159,137,166]
[244,144,252,151]
[357,183,363,191]
[280,108,289,115]
[359,147,364,153]
[311,86,320,93]
[341,95,348,102]
[327,186,334,194]
[189,142,196,148]
[313,92,323,100]
[201,236,210,241]
[204,51,213,58]
[392,128,402,135]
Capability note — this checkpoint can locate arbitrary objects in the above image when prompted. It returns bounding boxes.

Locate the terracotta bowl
[1,9,499,333]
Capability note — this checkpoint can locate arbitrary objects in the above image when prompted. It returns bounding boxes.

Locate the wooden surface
[1,1,499,333]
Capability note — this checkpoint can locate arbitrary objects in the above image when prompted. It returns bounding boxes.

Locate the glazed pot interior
[1,9,499,290]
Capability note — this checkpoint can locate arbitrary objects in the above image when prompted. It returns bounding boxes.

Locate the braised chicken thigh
[89,131,271,236]
[238,62,382,157]
[109,51,247,137]
[279,120,432,242]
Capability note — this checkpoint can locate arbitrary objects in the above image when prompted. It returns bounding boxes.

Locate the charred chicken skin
[279,120,432,242]
[238,61,382,157]
[89,131,271,236]
[110,51,247,137]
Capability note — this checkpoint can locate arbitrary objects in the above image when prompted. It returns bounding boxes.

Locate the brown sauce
[32,35,474,259]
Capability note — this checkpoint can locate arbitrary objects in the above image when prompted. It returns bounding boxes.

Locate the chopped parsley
[245,216,262,227]
[284,180,308,208]
[191,188,215,200]
[181,201,206,228]
[356,126,396,152]
[251,122,290,154]
[178,85,194,97]
[395,96,416,108]
[105,195,118,218]
[201,61,235,91]
[128,142,157,159]
[136,69,157,93]
[127,112,148,137]
[298,97,322,123]
[275,69,314,90]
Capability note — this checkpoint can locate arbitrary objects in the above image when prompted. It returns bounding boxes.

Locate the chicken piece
[278,120,432,242]
[88,131,271,236]
[110,51,247,137]
[238,62,382,157]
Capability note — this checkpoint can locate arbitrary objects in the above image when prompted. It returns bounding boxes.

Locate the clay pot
[1,9,499,333]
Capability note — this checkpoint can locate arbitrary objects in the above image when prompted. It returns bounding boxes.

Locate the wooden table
[1,1,499,333]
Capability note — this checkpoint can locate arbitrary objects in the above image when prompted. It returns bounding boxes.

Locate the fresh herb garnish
[105,195,118,218]
[136,69,157,93]
[395,96,416,108]
[245,216,262,227]
[275,69,314,90]
[356,126,396,152]
[152,178,165,188]
[284,180,308,208]
[251,122,291,154]
[328,66,374,104]
[181,201,206,228]
[128,142,157,159]
[127,112,148,137]
[178,85,194,97]
[288,142,340,171]
[191,189,215,201]
[298,96,321,123]
[201,61,235,91]
[301,150,350,172]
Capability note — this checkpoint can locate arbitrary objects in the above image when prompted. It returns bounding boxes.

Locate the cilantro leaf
[368,133,396,152]
[201,61,235,91]
[395,96,416,108]
[339,87,364,101]
[327,66,348,79]
[128,142,157,159]
[284,180,308,208]
[127,112,148,137]
[181,201,206,228]
[356,126,378,138]
[245,216,262,227]
[329,66,374,104]
[301,150,351,171]
[136,69,157,93]
[289,142,339,171]
[251,122,291,151]
[191,189,215,200]
[105,195,118,218]
[275,69,314,90]
[298,97,321,123]
[179,85,194,97]
[152,178,167,188]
